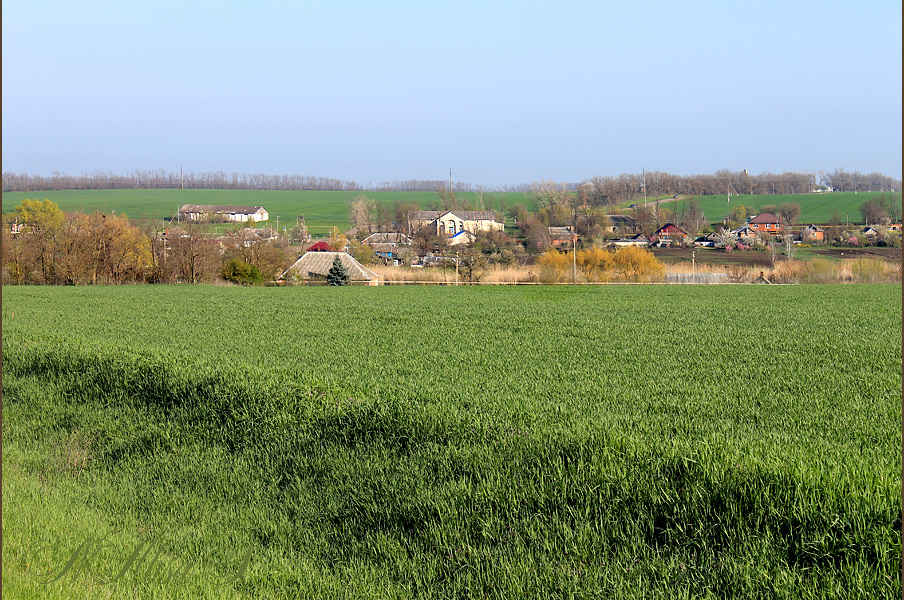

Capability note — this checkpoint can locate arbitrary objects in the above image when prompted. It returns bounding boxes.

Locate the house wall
[749,222,783,234]
[435,216,502,235]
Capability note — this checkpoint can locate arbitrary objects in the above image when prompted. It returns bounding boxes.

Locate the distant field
[0,189,531,232]
[657,192,901,225]
[3,189,899,232]
[2,285,900,598]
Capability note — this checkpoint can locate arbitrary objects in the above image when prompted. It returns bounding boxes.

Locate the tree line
[2,200,293,285]
[4,168,899,195]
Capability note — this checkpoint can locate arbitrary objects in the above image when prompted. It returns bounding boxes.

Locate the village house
[548,226,579,249]
[178,204,269,223]
[801,224,825,242]
[282,251,380,285]
[362,232,413,259]
[411,210,504,237]
[747,213,784,236]
[651,223,688,246]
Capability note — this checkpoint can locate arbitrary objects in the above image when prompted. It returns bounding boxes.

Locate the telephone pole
[572,235,577,284]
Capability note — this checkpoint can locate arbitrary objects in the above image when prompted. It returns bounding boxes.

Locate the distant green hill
[656,192,901,225]
[0,189,531,232]
[3,189,899,231]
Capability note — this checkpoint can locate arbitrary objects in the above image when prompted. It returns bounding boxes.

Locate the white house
[178,204,269,223]
[412,210,504,237]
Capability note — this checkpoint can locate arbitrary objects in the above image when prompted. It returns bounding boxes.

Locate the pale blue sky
[3,0,901,186]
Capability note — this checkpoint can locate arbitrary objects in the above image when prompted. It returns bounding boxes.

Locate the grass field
[2,285,901,599]
[3,189,898,233]
[657,192,902,225]
[0,189,530,233]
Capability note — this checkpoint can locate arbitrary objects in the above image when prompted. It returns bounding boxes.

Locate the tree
[828,212,843,244]
[727,204,747,225]
[859,199,892,225]
[14,198,64,232]
[676,197,703,235]
[221,258,263,285]
[327,255,350,286]
[777,203,801,226]
[289,220,309,245]
[328,226,348,251]
[168,221,222,283]
[782,232,794,261]
[349,194,375,233]
[457,247,489,282]
[713,229,739,249]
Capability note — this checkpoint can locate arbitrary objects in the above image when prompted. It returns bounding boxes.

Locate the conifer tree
[327,255,350,286]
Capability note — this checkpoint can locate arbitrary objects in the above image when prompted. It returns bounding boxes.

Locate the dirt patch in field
[651,248,774,267]
[813,247,901,262]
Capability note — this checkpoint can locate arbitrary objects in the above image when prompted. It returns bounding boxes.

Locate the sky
[3,0,901,187]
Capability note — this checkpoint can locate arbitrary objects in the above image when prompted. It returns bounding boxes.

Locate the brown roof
[748,213,782,224]
[548,226,577,240]
[654,223,688,236]
[362,232,412,245]
[283,251,379,281]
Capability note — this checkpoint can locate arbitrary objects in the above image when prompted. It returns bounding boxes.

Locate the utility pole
[455,252,459,286]
[642,168,647,205]
[572,235,577,284]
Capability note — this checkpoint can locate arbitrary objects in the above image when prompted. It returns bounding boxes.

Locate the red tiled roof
[749,213,782,224]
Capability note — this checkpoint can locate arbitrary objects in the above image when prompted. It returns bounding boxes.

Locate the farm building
[412,210,504,237]
[282,251,380,285]
[747,213,784,235]
[178,204,269,223]
[604,215,635,233]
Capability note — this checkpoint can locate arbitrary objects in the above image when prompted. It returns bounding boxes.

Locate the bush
[612,247,665,282]
[221,259,263,285]
[538,247,665,283]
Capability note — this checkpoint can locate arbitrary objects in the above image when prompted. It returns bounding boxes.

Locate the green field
[2,285,901,598]
[4,189,898,233]
[658,192,902,225]
[0,189,530,233]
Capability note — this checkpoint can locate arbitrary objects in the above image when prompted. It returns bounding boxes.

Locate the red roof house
[306,241,332,252]
[748,213,784,235]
